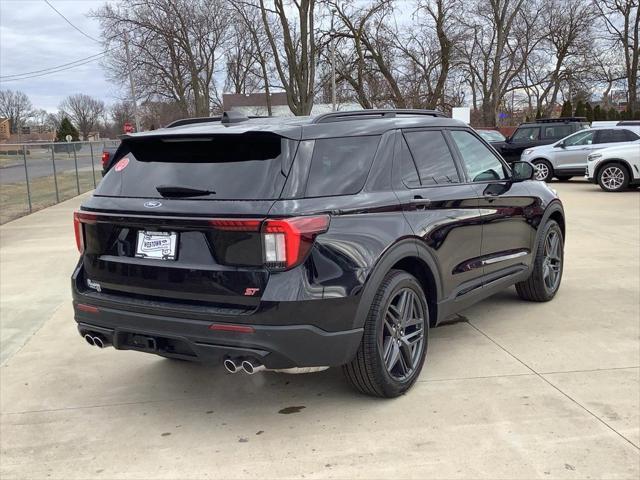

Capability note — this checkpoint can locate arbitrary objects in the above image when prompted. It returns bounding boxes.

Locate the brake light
[73,212,97,253]
[209,219,261,231]
[262,215,330,269]
[101,151,110,168]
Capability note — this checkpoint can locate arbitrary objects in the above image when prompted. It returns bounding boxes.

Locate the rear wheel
[533,160,553,182]
[597,163,630,192]
[344,270,428,398]
[516,220,563,302]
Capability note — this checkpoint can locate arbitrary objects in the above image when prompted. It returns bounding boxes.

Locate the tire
[555,175,572,182]
[343,269,429,398]
[597,162,630,192]
[532,160,553,182]
[516,220,563,302]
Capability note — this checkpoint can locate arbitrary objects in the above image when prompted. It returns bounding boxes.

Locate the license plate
[135,231,178,260]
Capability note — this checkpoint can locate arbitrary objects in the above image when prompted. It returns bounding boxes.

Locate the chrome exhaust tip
[241,359,266,375]
[84,334,95,346]
[223,358,240,374]
[93,336,105,348]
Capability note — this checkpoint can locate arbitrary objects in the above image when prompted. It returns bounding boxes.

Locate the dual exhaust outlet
[84,333,111,349]
[224,357,266,375]
[223,357,328,375]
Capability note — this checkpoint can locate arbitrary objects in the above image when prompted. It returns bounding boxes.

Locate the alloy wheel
[542,230,562,292]
[534,162,549,181]
[601,166,625,191]
[381,288,425,381]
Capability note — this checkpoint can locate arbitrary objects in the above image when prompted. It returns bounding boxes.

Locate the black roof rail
[311,109,446,124]
[165,112,268,128]
[617,120,640,126]
[521,117,588,124]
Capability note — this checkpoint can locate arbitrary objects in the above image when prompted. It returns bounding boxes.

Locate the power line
[0,51,110,80]
[43,0,101,44]
[0,54,109,82]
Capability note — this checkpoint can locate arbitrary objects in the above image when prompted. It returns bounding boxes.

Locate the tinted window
[564,130,595,146]
[450,130,507,182]
[625,130,640,141]
[596,129,634,144]
[95,134,297,200]
[403,130,459,185]
[511,127,540,142]
[542,125,573,139]
[477,130,506,142]
[304,136,380,197]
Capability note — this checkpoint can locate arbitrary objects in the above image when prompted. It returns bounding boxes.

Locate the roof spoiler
[165,112,268,129]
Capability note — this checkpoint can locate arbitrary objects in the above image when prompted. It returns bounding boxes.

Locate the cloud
[0,0,120,112]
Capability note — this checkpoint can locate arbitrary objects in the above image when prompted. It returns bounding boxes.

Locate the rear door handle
[411,195,431,209]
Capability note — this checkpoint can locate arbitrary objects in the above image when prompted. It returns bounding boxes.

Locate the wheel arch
[594,158,633,181]
[353,238,442,329]
[533,201,565,256]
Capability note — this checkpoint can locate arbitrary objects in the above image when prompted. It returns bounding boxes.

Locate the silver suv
[521,127,640,182]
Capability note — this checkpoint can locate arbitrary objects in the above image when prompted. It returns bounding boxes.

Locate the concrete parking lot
[1,181,638,479]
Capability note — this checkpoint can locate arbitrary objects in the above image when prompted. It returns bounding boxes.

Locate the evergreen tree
[608,108,620,121]
[593,105,603,121]
[535,108,542,119]
[585,102,593,123]
[560,100,573,117]
[55,117,79,142]
[574,101,586,118]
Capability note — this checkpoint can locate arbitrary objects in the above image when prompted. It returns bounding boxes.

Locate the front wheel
[597,163,630,192]
[532,160,553,182]
[343,270,428,398]
[516,220,564,302]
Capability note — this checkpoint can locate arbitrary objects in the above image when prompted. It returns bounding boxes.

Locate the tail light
[73,212,97,253]
[101,151,110,169]
[262,216,330,269]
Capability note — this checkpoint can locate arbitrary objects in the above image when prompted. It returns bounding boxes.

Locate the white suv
[521,127,640,182]
[586,142,640,192]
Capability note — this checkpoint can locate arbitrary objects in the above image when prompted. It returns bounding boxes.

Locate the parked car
[476,129,508,151]
[521,127,640,182]
[72,109,565,398]
[586,141,640,192]
[500,117,590,163]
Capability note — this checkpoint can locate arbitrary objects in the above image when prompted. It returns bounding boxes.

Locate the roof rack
[165,112,267,128]
[617,120,640,126]
[522,117,588,124]
[311,109,446,124]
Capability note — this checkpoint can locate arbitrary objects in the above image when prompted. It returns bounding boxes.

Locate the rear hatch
[76,132,299,311]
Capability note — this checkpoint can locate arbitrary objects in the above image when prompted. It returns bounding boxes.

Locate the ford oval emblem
[144,201,162,209]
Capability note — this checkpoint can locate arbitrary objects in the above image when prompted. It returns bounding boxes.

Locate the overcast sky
[0,0,119,112]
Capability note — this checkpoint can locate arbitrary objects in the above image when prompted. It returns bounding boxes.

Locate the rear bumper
[75,303,362,368]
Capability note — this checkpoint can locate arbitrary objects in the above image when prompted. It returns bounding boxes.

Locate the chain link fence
[0,140,120,224]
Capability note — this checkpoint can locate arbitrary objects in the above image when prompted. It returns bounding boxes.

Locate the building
[0,118,10,141]
[222,92,362,117]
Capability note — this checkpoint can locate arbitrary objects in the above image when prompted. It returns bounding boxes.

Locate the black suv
[501,117,590,162]
[72,110,565,397]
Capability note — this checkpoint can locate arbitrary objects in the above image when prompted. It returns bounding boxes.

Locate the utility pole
[123,31,141,132]
[330,9,336,112]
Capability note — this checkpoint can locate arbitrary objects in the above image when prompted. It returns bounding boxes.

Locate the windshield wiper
[155,184,216,197]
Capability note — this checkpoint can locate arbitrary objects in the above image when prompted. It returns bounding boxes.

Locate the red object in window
[101,151,110,168]
[114,157,129,172]
[124,122,133,133]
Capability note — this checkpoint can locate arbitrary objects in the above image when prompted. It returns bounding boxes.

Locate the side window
[542,125,573,139]
[564,130,595,146]
[511,127,540,143]
[596,129,633,144]
[402,130,460,186]
[304,135,380,197]
[450,130,508,182]
[625,130,640,141]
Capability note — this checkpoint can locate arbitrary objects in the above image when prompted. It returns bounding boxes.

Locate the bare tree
[595,0,639,113]
[59,94,105,140]
[256,0,317,115]
[0,90,32,134]
[94,0,228,117]
[111,101,135,134]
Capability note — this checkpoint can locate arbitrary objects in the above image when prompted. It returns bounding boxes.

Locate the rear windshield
[95,133,297,200]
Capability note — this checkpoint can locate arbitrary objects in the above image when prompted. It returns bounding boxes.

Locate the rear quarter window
[304,136,380,197]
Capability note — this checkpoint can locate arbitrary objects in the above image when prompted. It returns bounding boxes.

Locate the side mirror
[555,141,565,148]
[511,161,534,182]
